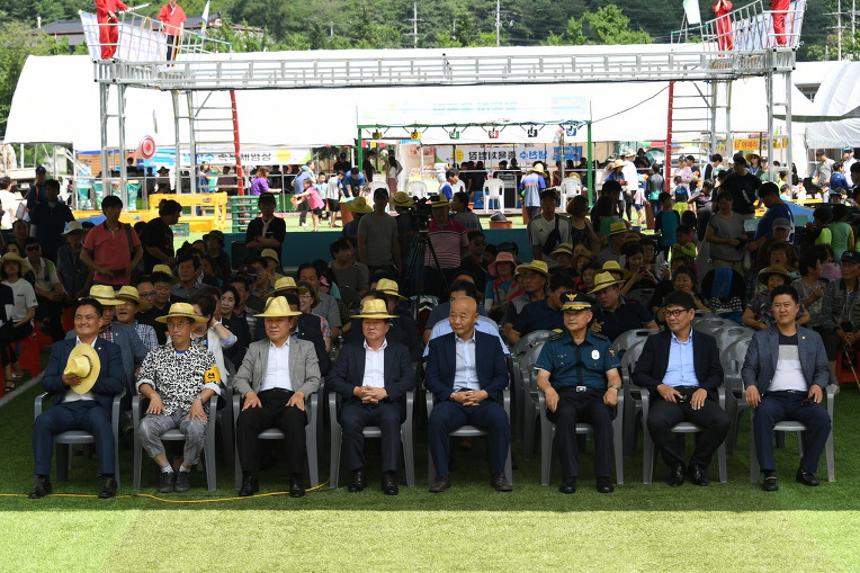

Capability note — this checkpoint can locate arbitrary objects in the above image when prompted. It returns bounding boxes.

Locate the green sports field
[2,383,860,572]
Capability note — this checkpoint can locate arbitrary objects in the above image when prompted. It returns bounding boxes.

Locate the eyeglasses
[664,308,690,318]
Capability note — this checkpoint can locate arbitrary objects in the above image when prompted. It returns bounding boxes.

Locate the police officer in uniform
[534,292,622,494]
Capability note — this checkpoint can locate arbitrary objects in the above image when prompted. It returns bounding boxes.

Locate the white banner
[683,0,701,25]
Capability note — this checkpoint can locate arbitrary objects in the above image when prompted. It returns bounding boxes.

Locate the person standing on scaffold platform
[95,0,129,59]
[158,0,187,61]
[770,0,792,46]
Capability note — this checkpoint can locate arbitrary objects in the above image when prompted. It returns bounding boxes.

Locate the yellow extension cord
[0,481,331,503]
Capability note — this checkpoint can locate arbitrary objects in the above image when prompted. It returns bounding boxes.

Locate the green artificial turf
[2,383,860,572]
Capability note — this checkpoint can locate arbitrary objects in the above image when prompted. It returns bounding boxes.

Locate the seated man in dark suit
[30,298,125,499]
[535,293,621,494]
[634,291,730,487]
[231,296,322,498]
[742,285,832,492]
[425,296,511,493]
[327,299,415,495]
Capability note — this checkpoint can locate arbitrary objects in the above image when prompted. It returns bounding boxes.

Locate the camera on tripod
[408,196,435,232]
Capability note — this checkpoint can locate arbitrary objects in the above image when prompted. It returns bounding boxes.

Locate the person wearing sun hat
[326,299,415,495]
[509,270,576,345]
[29,297,125,499]
[1,251,37,387]
[424,194,469,300]
[534,292,620,494]
[342,195,372,240]
[501,260,549,341]
[232,296,322,498]
[344,283,422,361]
[589,271,658,341]
[137,302,222,493]
[597,221,629,266]
[114,285,158,350]
[743,265,811,331]
[485,251,520,321]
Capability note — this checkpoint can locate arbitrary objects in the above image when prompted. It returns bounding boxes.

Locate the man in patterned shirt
[136,303,222,493]
[114,286,159,350]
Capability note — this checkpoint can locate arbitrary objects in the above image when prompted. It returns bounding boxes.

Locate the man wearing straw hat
[597,221,630,266]
[136,302,222,493]
[327,299,415,495]
[535,292,620,494]
[589,271,657,342]
[520,164,547,224]
[29,297,124,499]
[231,296,322,498]
[114,286,159,351]
[344,279,422,361]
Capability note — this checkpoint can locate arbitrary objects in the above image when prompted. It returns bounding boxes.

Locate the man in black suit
[327,299,415,495]
[425,296,511,493]
[29,298,125,499]
[633,291,729,486]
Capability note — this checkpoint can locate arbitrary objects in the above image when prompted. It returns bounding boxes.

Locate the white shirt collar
[76,336,96,347]
[363,338,388,352]
[455,331,476,344]
[270,338,290,350]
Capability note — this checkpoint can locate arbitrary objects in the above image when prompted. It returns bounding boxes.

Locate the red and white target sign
[138,135,156,159]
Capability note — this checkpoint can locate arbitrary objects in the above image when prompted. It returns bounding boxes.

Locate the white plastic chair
[559,176,582,206]
[482,179,505,213]
[367,180,389,196]
[406,180,429,199]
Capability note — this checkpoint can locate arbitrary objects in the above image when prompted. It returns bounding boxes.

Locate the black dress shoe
[429,475,450,493]
[596,477,615,494]
[762,471,779,492]
[289,474,305,498]
[491,473,512,492]
[381,472,399,496]
[238,474,259,497]
[667,463,686,487]
[28,475,52,499]
[796,469,820,487]
[174,471,191,493]
[348,470,366,493]
[158,471,175,494]
[558,477,576,494]
[98,476,118,499]
[687,463,709,486]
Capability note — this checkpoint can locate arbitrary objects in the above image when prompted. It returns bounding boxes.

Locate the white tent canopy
[804,62,860,148]
[4,52,815,152]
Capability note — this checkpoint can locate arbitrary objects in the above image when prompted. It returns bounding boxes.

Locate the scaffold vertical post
[726,81,733,160]
[99,83,110,204]
[230,89,245,195]
[172,91,181,194]
[784,70,793,181]
[117,83,127,204]
[356,127,364,176]
[766,71,774,182]
[586,121,593,205]
[709,81,718,159]
[187,91,198,194]
[665,80,674,193]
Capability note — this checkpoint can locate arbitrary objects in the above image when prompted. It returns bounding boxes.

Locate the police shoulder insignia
[204,366,221,384]
[608,345,617,357]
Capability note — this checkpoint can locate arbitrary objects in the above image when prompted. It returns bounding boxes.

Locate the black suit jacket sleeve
[389,342,416,401]
[425,337,451,402]
[698,334,724,392]
[327,344,357,399]
[632,334,663,391]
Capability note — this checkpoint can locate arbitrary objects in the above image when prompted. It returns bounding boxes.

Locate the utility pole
[853,0,857,49]
[329,22,334,38]
[838,0,843,60]
[496,0,501,47]
[408,2,419,49]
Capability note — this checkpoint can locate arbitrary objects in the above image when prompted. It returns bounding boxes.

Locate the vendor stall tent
[3,0,809,197]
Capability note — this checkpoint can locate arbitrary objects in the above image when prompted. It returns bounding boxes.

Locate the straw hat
[529,164,547,175]
[351,299,398,320]
[488,252,517,277]
[346,197,372,214]
[260,248,281,264]
[757,265,791,286]
[376,278,407,300]
[255,296,301,318]
[551,243,574,257]
[572,245,594,260]
[611,159,625,169]
[430,196,450,208]
[115,286,140,304]
[63,344,101,395]
[560,292,594,312]
[515,260,549,278]
[60,221,85,236]
[152,264,176,283]
[155,302,207,323]
[392,191,415,207]
[272,276,298,294]
[0,252,27,268]
[601,260,630,280]
[608,221,628,236]
[589,271,624,294]
[89,285,122,306]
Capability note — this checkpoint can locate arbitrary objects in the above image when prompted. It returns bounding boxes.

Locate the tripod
[402,225,448,317]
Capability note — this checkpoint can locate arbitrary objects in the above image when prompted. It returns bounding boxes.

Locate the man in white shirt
[231,296,321,498]
[528,189,571,263]
[742,285,832,492]
[327,299,415,495]
[621,150,640,222]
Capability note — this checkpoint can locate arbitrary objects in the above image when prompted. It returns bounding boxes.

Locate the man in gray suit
[231,296,321,498]
[742,285,832,492]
